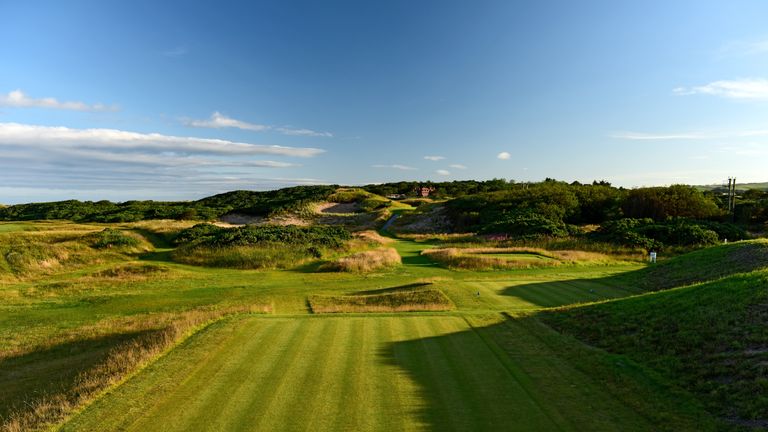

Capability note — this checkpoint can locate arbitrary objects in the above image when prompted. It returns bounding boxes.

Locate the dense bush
[597,218,742,250]
[179,225,352,249]
[479,211,569,239]
[621,185,721,220]
[90,229,140,249]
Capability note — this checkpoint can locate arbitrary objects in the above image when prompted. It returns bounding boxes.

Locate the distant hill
[696,182,768,192]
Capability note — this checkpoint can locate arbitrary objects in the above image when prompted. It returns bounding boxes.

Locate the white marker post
[649,251,657,263]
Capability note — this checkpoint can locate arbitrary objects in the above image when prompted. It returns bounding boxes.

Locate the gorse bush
[478,211,569,239]
[597,218,746,250]
[90,229,140,249]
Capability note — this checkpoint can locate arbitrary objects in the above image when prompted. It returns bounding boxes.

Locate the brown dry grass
[0,304,269,432]
[308,289,453,313]
[422,246,633,270]
[320,247,401,272]
[353,230,393,245]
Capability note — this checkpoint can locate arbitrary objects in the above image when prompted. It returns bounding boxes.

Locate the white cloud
[673,78,768,100]
[184,112,333,137]
[274,127,333,137]
[0,122,324,158]
[184,112,269,131]
[717,38,768,58]
[0,89,117,112]
[449,164,467,169]
[611,130,768,140]
[424,155,445,161]
[435,169,451,176]
[0,122,326,202]
[497,151,511,160]
[371,164,416,170]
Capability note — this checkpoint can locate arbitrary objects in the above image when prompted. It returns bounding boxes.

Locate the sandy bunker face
[315,202,360,214]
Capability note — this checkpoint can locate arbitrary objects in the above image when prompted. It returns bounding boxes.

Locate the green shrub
[90,229,140,249]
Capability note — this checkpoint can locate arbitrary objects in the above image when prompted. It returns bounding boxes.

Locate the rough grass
[308,288,453,313]
[1,306,268,432]
[320,247,401,272]
[542,269,768,429]
[171,244,318,269]
[622,239,768,291]
[421,246,622,270]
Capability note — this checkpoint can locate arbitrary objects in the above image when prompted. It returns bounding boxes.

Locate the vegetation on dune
[0,185,338,223]
[89,228,141,249]
[308,288,453,313]
[172,224,353,269]
[542,269,768,428]
[422,246,624,270]
[319,247,401,272]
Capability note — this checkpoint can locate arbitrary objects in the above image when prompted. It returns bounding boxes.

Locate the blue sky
[1,0,767,203]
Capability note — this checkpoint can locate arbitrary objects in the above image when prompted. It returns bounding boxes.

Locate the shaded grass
[308,289,453,313]
[622,239,768,291]
[541,270,768,428]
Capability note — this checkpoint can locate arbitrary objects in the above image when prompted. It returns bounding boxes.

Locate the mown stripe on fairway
[133,318,299,432]
[243,318,330,431]
[299,318,351,431]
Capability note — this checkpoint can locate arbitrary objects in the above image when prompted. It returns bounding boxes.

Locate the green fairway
[61,314,676,432]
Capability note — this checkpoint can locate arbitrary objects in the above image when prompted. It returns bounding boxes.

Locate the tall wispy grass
[308,289,452,313]
[320,247,401,272]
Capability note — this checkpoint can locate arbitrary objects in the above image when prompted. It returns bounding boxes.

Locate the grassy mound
[172,224,352,269]
[421,246,619,270]
[320,247,401,272]
[542,269,768,428]
[308,288,453,313]
[624,240,768,291]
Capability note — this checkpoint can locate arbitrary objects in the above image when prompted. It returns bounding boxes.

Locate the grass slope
[543,268,768,429]
[622,240,768,291]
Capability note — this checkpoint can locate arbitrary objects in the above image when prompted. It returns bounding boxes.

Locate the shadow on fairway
[0,330,153,422]
[499,273,639,308]
[377,315,715,432]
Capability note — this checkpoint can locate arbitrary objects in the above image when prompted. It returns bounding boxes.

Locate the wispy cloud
[611,130,768,140]
[183,112,333,137]
[371,164,416,170]
[497,151,511,160]
[274,127,333,137]
[449,164,467,169]
[0,122,324,158]
[0,89,118,112]
[673,78,768,100]
[435,169,450,176]
[424,155,445,161]
[717,38,768,58]
[183,112,269,131]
